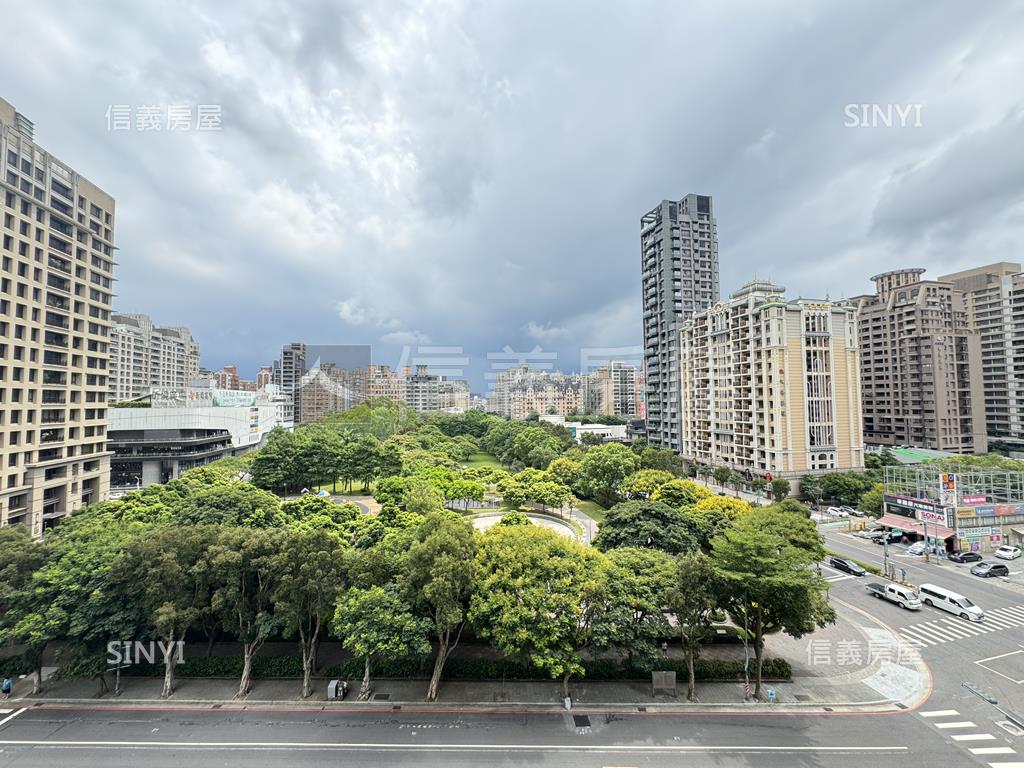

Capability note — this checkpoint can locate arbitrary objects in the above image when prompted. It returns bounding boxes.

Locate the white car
[994,545,1022,560]
[826,506,849,517]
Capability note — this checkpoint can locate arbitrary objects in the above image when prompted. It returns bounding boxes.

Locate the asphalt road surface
[0,706,968,768]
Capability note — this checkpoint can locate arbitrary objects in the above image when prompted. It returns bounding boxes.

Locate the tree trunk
[358,657,372,701]
[32,665,42,695]
[426,637,449,702]
[752,608,764,700]
[161,635,176,699]
[686,648,696,702]
[238,644,254,698]
[562,672,571,700]
[300,634,315,699]
[96,672,108,697]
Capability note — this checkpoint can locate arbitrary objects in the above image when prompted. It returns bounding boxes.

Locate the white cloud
[380,329,433,345]
[522,321,569,341]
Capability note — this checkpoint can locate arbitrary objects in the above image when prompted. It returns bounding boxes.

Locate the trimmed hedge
[826,549,881,575]
[125,654,791,682]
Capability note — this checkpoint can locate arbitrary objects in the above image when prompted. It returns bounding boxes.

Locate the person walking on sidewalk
[1,675,12,700]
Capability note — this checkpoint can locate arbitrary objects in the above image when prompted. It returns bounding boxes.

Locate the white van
[918,583,985,622]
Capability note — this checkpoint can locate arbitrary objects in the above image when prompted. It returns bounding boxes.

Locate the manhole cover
[373,693,390,701]
[573,715,591,728]
[794,694,811,701]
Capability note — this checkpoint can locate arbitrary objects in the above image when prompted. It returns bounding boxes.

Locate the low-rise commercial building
[108,387,287,491]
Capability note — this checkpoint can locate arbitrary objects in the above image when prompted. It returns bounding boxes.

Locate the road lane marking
[970,747,1016,754]
[952,734,998,741]
[935,721,977,729]
[0,740,910,753]
[921,710,960,717]
[0,709,26,728]
[985,763,1024,768]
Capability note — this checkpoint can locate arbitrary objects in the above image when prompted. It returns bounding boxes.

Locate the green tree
[859,483,885,517]
[576,443,640,505]
[618,469,674,500]
[668,553,719,701]
[333,584,431,700]
[652,478,714,507]
[799,474,824,508]
[710,508,834,699]
[208,528,282,697]
[0,526,48,693]
[407,513,477,701]
[819,472,875,506]
[770,478,791,503]
[605,547,674,671]
[271,529,348,698]
[496,476,529,509]
[593,500,699,554]
[546,456,582,488]
[712,466,732,489]
[498,509,532,526]
[115,526,218,698]
[405,478,446,517]
[512,426,563,469]
[176,483,283,528]
[445,479,486,510]
[469,525,617,698]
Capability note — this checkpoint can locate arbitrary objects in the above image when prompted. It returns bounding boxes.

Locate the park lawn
[575,498,609,524]
[463,452,503,469]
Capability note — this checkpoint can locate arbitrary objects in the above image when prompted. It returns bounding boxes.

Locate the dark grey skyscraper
[641,194,719,451]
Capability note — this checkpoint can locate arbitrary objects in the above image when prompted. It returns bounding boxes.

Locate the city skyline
[3,2,1022,391]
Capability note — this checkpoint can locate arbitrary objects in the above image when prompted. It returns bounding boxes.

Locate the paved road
[0,706,966,767]
[825,528,1024,767]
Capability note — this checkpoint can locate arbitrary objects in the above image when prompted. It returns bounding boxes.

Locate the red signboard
[962,494,987,505]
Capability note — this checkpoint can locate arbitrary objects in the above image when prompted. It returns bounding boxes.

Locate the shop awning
[876,513,955,540]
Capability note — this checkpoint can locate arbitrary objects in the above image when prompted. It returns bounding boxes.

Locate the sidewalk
[12,673,896,713]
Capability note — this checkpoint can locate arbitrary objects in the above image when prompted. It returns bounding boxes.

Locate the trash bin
[766,688,777,704]
[328,679,341,700]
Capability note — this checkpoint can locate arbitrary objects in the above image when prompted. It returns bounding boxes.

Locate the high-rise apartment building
[274,342,306,419]
[590,361,642,417]
[1,98,116,535]
[854,269,987,453]
[641,194,719,451]
[366,364,406,402]
[487,365,590,420]
[679,280,864,478]
[108,313,199,402]
[939,262,1024,454]
[296,363,365,423]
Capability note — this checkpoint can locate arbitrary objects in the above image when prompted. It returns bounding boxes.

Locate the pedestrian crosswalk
[898,604,1024,647]
[920,708,1020,766]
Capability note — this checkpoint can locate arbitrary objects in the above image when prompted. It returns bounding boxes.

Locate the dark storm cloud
[4,0,1023,389]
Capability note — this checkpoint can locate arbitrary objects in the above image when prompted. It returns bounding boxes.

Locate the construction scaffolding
[884,465,1024,505]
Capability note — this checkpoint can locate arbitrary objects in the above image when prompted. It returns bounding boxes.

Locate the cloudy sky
[5,1,1023,390]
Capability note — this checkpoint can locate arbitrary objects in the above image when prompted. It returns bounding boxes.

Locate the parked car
[994,545,1022,560]
[854,529,881,539]
[872,531,903,545]
[828,556,866,576]
[907,542,943,556]
[971,561,1010,578]
[948,551,983,563]
[840,505,864,517]
[826,506,849,517]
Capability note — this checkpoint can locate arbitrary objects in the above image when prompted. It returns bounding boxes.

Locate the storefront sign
[957,526,998,538]
[885,494,942,514]
[976,505,996,517]
[919,508,949,526]
[962,494,987,505]
[957,506,976,519]
[995,503,1021,516]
